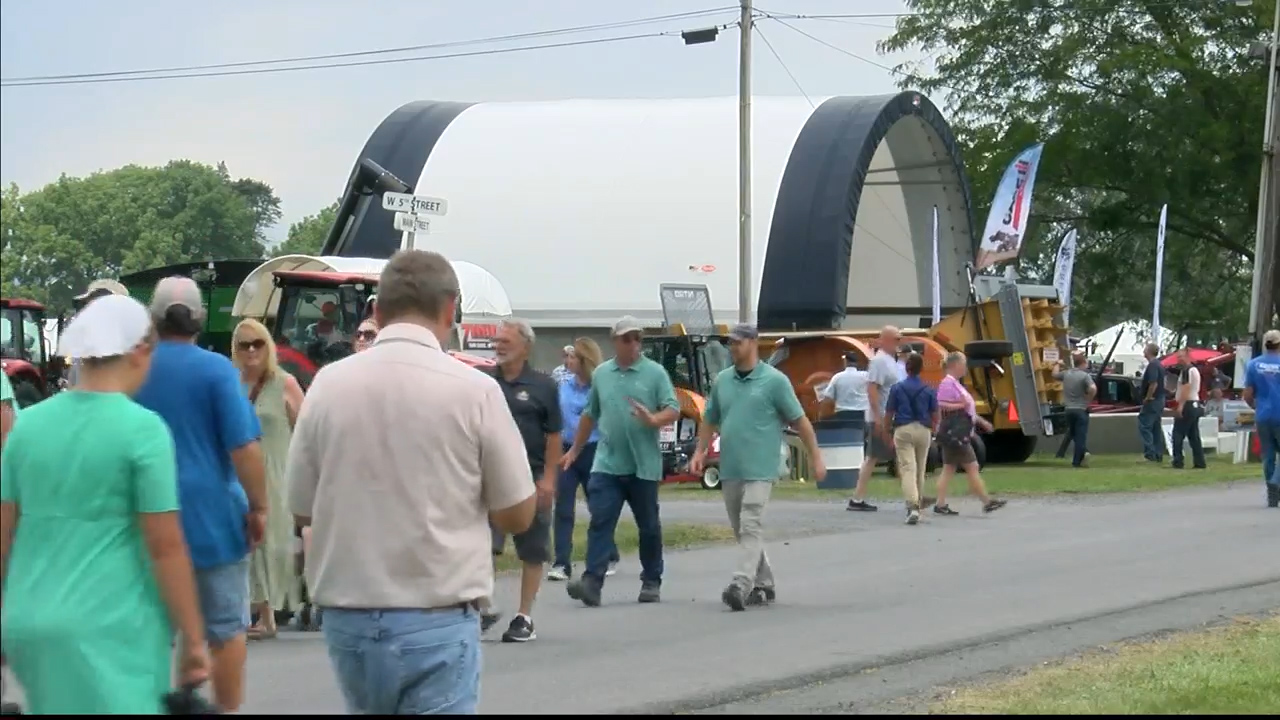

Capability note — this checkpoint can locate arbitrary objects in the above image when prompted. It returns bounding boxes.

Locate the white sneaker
[546,565,570,582]
[906,509,920,526]
[606,561,618,577]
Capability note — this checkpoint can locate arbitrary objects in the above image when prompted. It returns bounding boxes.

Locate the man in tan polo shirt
[286,250,536,716]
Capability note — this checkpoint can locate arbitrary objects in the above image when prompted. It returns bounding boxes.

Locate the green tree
[274,201,338,257]
[0,161,281,312]
[881,0,1273,337]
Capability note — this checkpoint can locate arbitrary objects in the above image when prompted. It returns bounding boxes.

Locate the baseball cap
[1264,329,1280,349]
[612,316,644,337]
[150,276,206,318]
[728,323,758,341]
[60,294,152,360]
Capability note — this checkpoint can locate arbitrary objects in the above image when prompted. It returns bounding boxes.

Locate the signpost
[381,191,448,250]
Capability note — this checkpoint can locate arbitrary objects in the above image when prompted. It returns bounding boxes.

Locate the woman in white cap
[0,294,210,713]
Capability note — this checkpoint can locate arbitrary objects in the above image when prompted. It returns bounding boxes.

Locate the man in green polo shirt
[561,316,679,607]
[691,323,825,612]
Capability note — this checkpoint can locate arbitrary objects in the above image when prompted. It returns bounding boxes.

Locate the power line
[753,22,813,108]
[1,28,722,88]
[763,15,901,76]
[0,6,737,85]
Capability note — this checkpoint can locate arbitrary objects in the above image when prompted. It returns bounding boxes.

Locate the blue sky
[0,0,923,241]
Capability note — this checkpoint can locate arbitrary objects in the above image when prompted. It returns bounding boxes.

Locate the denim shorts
[195,557,251,645]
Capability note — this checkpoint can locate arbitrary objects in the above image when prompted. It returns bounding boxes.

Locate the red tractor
[0,297,61,407]
[258,269,494,387]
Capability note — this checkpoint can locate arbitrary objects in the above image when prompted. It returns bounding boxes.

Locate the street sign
[393,212,431,234]
[382,192,448,216]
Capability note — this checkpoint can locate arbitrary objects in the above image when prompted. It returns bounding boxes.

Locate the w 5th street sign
[382,192,448,216]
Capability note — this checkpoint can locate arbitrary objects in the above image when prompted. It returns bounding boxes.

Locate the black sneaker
[983,499,1008,513]
[567,577,602,607]
[501,615,536,643]
[480,611,503,633]
[1267,484,1279,508]
[721,584,747,611]
[638,581,661,604]
[746,587,776,606]
[934,504,959,516]
[846,499,878,512]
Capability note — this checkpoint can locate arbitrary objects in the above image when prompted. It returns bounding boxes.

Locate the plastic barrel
[813,411,865,490]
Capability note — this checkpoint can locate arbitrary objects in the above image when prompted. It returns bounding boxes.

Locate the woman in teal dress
[0,294,210,714]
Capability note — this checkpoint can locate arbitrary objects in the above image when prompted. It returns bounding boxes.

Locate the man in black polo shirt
[487,318,561,643]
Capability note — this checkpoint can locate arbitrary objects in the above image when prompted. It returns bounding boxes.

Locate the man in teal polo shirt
[691,323,825,611]
[561,316,680,607]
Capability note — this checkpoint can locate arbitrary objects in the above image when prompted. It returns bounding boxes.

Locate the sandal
[933,504,959,516]
[247,624,277,641]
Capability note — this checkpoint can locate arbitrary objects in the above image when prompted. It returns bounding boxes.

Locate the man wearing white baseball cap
[133,276,268,712]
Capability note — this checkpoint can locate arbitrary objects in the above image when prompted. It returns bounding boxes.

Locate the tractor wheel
[11,378,46,408]
[701,466,721,490]
[972,433,989,469]
[984,430,1037,464]
[964,340,1015,362]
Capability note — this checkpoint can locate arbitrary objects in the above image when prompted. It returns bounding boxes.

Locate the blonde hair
[232,318,280,377]
[573,337,603,377]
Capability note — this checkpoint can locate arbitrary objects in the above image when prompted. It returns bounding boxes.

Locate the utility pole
[738,0,754,324]
[1248,0,1280,343]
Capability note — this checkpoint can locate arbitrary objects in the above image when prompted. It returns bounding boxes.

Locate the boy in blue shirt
[1244,329,1280,508]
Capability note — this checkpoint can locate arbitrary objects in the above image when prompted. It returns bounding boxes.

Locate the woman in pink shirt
[934,351,1007,515]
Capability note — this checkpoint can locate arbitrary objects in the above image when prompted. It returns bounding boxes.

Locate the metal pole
[1247,0,1280,339]
[738,0,754,324]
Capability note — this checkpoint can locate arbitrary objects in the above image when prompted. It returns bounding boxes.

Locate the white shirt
[819,366,870,413]
[286,323,534,610]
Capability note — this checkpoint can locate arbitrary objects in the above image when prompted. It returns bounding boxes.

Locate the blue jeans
[1138,401,1164,460]
[1065,409,1089,467]
[322,607,481,715]
[1258,421,1280,487]
[584,473,663,585]
[553,443,618,568]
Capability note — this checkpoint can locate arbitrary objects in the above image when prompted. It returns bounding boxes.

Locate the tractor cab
[267,269,496,389]
[640,284,732,487]
[0,297,59,407]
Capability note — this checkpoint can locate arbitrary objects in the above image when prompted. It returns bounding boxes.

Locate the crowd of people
[1,249,1277,715]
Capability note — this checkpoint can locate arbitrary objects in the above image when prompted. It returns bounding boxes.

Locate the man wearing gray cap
[561,315,679,607]
[134,276,268,712]
[692,323,823,611]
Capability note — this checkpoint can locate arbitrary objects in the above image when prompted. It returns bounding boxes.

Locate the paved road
[234,483,1277,714]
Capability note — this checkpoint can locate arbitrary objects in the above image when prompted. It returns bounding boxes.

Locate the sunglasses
[356,329,378,341]
[237,338,266,352]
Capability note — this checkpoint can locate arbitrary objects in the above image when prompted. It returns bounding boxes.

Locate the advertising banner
[975,143,1045,271]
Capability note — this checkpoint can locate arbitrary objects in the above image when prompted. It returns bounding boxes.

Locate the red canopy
[1159,348,1229,368]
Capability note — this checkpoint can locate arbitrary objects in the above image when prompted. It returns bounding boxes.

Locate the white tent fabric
[232,255,513,320]
[1081,322,1178,375]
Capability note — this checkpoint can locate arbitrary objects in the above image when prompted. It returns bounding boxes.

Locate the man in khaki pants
[691,324,825,611]
[882,353,939,526]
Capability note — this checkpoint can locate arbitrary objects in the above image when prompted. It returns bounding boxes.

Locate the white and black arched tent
[322,93,977,336]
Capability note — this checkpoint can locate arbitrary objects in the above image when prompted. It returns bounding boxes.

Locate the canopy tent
[1079,322,1178,375]
[231,254,513,320]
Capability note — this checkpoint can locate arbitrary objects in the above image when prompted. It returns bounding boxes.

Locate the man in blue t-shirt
[1244,329,1280,508]
[134,277,267,713]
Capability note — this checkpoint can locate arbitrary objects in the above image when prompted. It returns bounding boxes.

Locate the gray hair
[498,318,536,347]
[944,350,966,367]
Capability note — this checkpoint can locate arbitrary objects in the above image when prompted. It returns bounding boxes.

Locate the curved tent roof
[232,254,512,320]
[323,93,975,330]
